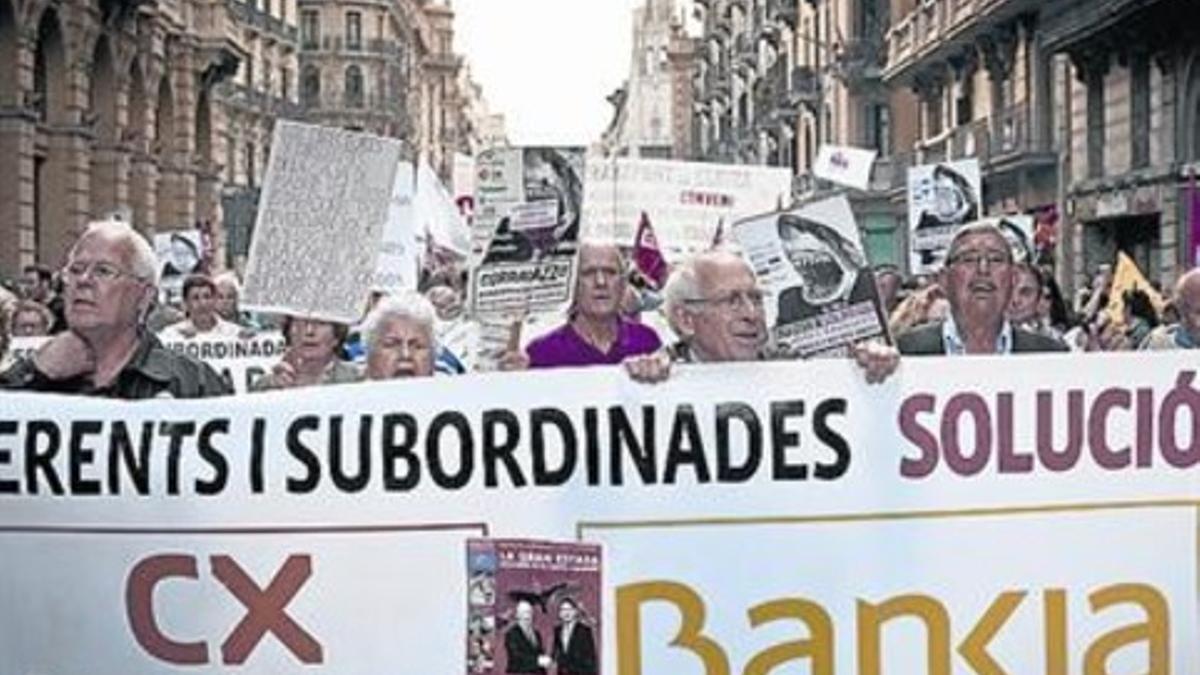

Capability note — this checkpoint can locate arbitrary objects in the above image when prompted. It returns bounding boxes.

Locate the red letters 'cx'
[125,553,324,666]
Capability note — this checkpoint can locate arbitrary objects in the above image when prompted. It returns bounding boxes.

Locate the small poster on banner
[733,196,889,358]
[907,158,982,273]
[242,121,404,324]
[154,230,203,304]
[466,539,601,675]
[470,147,584,319]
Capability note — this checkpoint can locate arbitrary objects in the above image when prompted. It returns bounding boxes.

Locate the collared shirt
[1139,323,1198,350]
[941,313,1013,355]
[0,332,232,399]
[158,317,244,341]
[526,318,662,369]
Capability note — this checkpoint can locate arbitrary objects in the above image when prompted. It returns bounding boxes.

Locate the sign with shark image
[732,196,890,358]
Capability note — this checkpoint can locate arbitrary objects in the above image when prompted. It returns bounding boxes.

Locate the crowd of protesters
[0,217,1196,400]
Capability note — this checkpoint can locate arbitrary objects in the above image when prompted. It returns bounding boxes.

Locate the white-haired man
[362,290,438,379]
[625,249,898,383]
[0,220,230,398]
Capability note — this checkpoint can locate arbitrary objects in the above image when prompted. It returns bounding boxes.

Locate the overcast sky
[452,0,694,147]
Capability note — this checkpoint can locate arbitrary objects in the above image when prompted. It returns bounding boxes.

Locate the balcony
[910,105,1055,175]
[704,67,731,101]
[217,82,302,118]
[753,60,806,127]
[734,33,757,68]
[312,36,403,57]
[765,0,798,30]
[225,0,297,43]
[833,37,885,83]
[884,0,1039,82]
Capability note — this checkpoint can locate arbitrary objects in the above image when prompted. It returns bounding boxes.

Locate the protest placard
[582,158,793,259]
[154,229,203,304]
[242,121,404,323]
[373,162,418,292]
[159,332,287,394]
[470,147,584,319]
[3,353,1198,673]
[418,160,472,256]
[907,158,982,274]
[0,336,49,371]
[466,539,601,675]
[734,196,889,357]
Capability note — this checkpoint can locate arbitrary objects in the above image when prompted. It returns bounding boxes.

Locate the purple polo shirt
[526,318,662,368]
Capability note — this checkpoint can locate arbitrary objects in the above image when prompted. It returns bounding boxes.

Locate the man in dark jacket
[1,220,230,398]
[897,221,1067,355]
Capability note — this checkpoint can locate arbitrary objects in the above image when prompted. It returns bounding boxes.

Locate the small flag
[633,212,668,289]
[813,144,878,191]
[1104,251,1165,327]
[711,217,725,249]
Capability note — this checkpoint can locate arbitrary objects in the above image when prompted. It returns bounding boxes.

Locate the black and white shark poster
[732,196,889,358]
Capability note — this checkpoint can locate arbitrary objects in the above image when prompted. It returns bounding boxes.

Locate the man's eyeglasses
[685,289,765,312]
[62,261,146,284]
[948,250,1011,269]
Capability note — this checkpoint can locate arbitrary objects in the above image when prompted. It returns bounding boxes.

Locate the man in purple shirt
[526,241,662,368]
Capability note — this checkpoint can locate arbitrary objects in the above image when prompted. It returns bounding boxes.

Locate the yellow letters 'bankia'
[615,581,1169,675]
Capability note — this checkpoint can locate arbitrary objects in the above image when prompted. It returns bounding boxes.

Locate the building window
[345,65,364,108]
[1130,53,1150,169]
[262,0,271,17]
[1087,67,1105,179]
[345,11,362,50]
[301,66,320,107]
[281,67,291,100]
[246,142,256,187]
[301,10,319,49]
[869,103,891,157]
[244,55,254,90]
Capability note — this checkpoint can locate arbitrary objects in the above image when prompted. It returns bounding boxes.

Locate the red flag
[633,212,668,289]
[1189,172,1200,267]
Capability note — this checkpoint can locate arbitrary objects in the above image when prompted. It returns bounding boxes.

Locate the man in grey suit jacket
[897,221,1067,355]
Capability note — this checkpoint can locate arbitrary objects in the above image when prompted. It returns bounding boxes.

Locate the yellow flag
[1104,251,1165,326]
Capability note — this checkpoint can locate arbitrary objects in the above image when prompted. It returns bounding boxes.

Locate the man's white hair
[213,270,241,293]
[662,247,749,337]
[73,219,160,286]
[361,290,437,352]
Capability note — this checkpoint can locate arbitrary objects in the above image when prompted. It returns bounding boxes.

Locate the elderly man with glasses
[0,220,231,398]
[895,221,1067,355]
[625,249,899,384]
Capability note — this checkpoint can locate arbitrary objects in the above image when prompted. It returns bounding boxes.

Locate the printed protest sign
[734,196,888,357]
[373,162,418,292]
[582,158,792,259]
[159,332,286,394]
[907,158,982,273]
[242,121,403,323]
[154,230,203,304]
[470,147,584,319]
[0,336,49,371]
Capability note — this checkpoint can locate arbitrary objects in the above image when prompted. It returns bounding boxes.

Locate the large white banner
[583,158,793,259]
[2,353,1198,673]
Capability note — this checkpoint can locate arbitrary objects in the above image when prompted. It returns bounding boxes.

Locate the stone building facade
[601,0,692,160]
[690,0,902,263]
[295,0,463,177]
[1043,0,1200,289]
[0,0,244,276]
[886,0,1200,287]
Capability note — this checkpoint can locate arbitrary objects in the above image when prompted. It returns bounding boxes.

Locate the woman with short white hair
[362,290,438,380]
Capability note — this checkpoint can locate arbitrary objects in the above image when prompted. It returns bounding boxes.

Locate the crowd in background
[0,217,1196,400]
